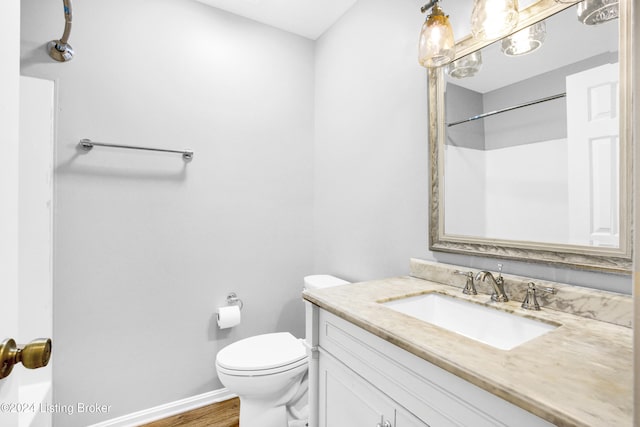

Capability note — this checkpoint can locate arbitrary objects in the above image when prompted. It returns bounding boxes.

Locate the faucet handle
[521,282,541,310]
[496,263,504,284]
[454,270,472,277]
[454,270,477,295]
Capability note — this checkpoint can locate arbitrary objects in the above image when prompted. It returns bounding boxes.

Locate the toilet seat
[216,332,307,376]
[216,357,308,377]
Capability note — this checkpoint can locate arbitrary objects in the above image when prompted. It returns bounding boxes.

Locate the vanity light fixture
[418,0,456,68]
[577,0,619,25]
[446,51,483,78]
[501,21,546,56]
[470,0,519,41]
[554,0,619,25]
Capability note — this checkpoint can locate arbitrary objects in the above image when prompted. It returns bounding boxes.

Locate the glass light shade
[471,0,519,41]
[501,21,546,56]
[577,0,618,25]
[446,51,483,79]
[418,6,456,68]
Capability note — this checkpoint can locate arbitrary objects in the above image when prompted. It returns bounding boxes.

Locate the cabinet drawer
[318,309,552,427]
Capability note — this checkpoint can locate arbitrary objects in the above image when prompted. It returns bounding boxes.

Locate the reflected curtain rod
[78,139,194,161]
[446,92,567,128]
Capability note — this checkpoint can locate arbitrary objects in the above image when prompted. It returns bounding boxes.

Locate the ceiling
[194,0,359,40]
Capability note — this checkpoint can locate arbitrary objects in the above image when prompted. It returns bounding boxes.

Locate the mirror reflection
[443,4,619,248]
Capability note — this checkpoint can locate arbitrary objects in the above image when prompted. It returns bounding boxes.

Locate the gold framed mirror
[428,0,633,273]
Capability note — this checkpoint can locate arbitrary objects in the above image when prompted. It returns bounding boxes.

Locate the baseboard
[87,388,237,427]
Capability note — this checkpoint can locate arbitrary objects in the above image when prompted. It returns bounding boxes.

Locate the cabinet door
[319,352,393,427]
[396,408,430,427]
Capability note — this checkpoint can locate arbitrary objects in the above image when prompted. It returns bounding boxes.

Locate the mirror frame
[428,0,634,274]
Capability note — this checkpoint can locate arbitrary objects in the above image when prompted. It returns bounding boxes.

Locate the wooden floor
[141,397,239,427]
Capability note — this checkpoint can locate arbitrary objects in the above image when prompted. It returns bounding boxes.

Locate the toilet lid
[216,332,307,372]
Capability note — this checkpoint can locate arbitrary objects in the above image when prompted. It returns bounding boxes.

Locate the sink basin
[381,293,558,350]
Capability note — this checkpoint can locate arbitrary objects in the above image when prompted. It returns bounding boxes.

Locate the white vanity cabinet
[319,351,427,427]
[308,306,554,427]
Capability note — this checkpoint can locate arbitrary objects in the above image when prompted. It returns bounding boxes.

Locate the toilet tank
[304,274,350,290]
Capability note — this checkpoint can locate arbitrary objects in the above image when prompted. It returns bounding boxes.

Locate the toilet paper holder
[226,292,244,310]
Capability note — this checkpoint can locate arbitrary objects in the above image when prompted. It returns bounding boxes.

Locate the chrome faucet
[475,263,508,302]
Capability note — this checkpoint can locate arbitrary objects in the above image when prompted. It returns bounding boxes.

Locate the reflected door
[567,63,619,247]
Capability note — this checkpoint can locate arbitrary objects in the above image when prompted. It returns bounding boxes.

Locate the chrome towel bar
[78,139,194,161]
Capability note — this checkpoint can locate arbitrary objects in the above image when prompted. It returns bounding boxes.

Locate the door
[17,76,55,427]
[319,353,394,427]
[396,408,430,427]
[319,352,430,427]
[1,77,54,427]
[1,13,54,425]
[0,1,22,425]
[567,62,620,247]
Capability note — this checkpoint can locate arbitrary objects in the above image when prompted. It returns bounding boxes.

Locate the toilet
[215,274,350,427]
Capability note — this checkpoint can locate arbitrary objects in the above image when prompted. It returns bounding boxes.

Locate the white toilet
[215,274,349,427]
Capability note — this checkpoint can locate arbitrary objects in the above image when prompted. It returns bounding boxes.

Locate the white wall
[485,139,569,243]
[314,0,430,281]
[314,0,631,293]
[21,0,314,425]
[445,140,569,243]
[444,145,486,237]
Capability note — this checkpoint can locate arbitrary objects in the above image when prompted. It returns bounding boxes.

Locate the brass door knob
[0,338,52,380]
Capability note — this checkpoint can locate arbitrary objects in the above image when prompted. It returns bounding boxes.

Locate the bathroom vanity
[303,259,633,427]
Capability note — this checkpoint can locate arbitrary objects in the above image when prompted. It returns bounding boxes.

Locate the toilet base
[239,399,287,427]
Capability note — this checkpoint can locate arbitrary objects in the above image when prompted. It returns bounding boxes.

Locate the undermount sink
[381,293,558,350]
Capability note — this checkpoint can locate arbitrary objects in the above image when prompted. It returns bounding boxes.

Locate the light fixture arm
[420,0,440,14]
[59,0,73,46]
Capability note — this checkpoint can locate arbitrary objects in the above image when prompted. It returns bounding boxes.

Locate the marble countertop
[303,276,633,427]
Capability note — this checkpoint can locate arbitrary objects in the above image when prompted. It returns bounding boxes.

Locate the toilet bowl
[216,332,308,426]
[215,275,349,427]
